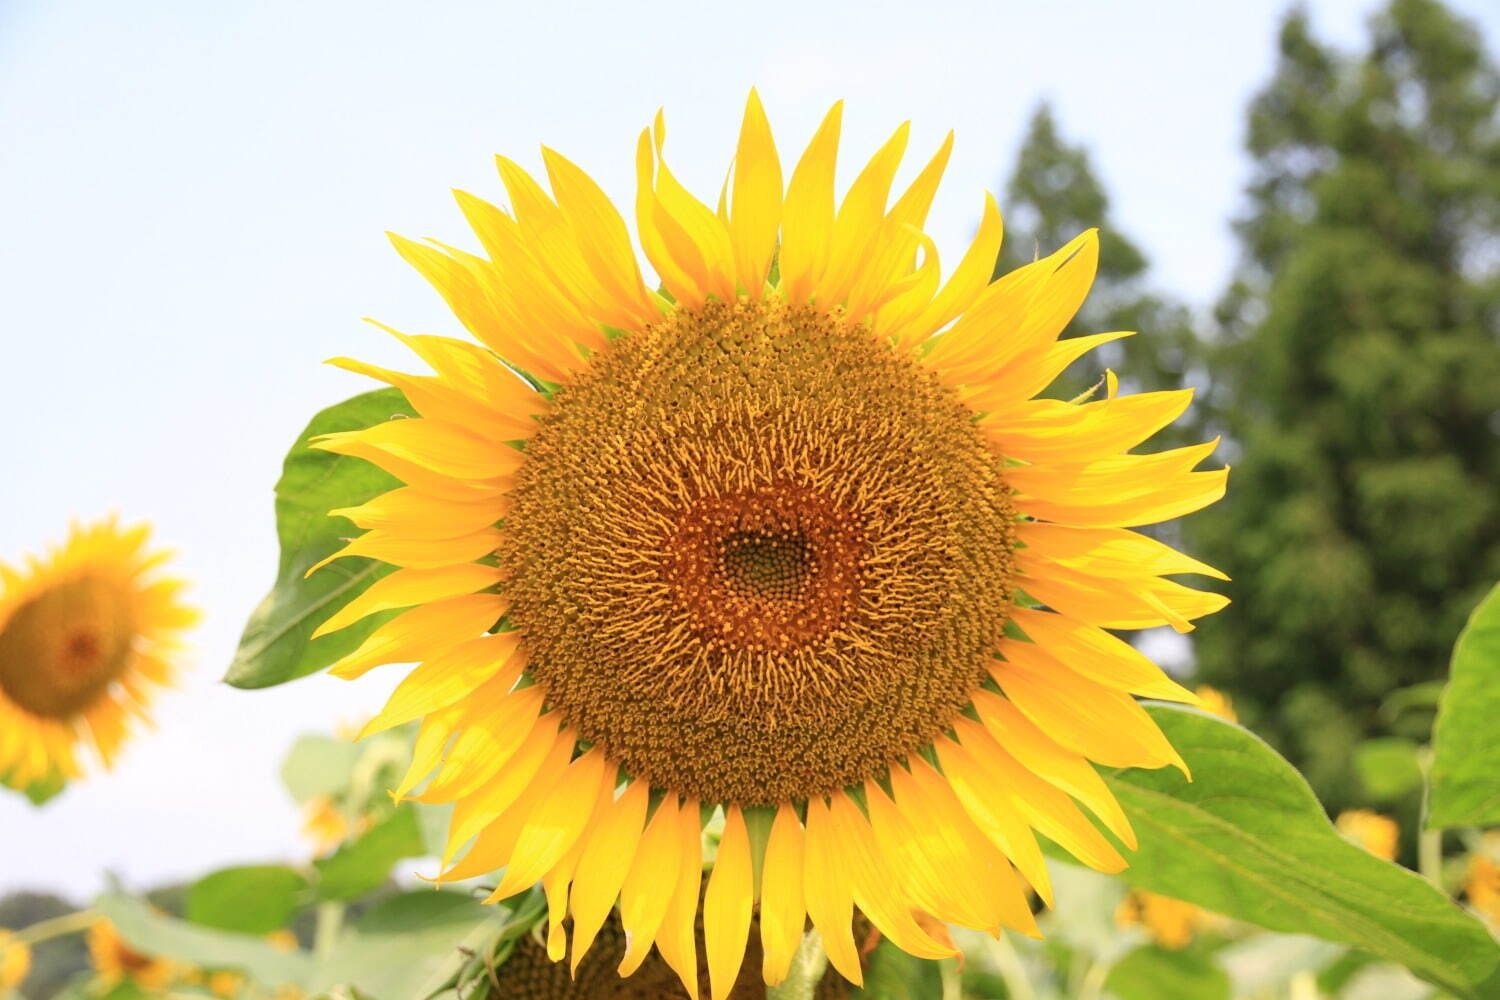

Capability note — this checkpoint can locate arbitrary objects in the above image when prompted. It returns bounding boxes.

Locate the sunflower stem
[13,909,97,946]
[939,957,962,999]
[1076,958,1112,1000]
[1417,745,1445,891]
[313,902,345,962]
[987,931,1036,1000]
[766,930,828,1000]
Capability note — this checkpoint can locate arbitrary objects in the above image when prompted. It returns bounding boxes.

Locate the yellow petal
[569,779,649,974]
[654,798,704,999]
[329,487,508,541]
[420,694,551,809]
[325,355,532,440]
[990,649,1188,775]
[636,129,701,307]
[541,146,658,328]
[815,122,910,307]
[1015,523,1227,582]
[359,632,523,738]
[1007,607,1205,704]
[971,690,1136,849]
[925,229,1098,380]
[327,594,506,679]
[618,794,683,977]
[954,718,1125,873]
[890,193,1004,346]
[1016,547,1229,632]
[802,797,862,986]
[827,792,956,960]
[704,805,754,1000]
[846,132,953,322]
[307,527,504,577]
[542,768,618,962]
[313,564,504,638]
[919,747,1051,907]
[779,102,843,304]
[392,700,465,799]
[312,418,520,482]
[487,749,611,900]
[650,112,736,302]
[726,90,782,296]
[759,802,807,986]
[983,389,1195,465]
[435,727,573,881]
[962,330,1133,412]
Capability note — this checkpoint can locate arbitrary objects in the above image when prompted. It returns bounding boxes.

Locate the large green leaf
[314,806,427,901]
[186,866,309,934]
[1428,582,1500,828]
[226,388,414,689]
[279,734,364,805]
[310,890,505,1000]
[1103,704,1500,999]
[1106,945,1230,1000]
[95,891,314,988]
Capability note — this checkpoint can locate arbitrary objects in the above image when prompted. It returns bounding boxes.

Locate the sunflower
[312,92,1227,996]
[0,518,196,796]
[88,919,178,992]
[0,931,30,993]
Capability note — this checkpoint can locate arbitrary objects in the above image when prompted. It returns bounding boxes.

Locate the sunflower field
[2,1,1498,998]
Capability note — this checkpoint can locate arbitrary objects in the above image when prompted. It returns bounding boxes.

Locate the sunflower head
[1335,809,1399,862]
[0,518,197,797]
[313,92,1227,997]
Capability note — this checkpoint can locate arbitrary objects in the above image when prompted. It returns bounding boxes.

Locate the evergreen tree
[994,104,1201,410]
[1191,0,1500,807]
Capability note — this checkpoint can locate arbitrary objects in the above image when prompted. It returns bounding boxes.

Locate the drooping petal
[759,802,807,986]
[704,805,754,1000]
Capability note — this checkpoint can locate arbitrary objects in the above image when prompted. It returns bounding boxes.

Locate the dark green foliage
[1190,0,1500,808]
[993,104,1202,414]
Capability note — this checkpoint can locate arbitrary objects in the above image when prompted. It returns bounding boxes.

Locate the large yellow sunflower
[0,518,197,795]
[313,92,1227,996]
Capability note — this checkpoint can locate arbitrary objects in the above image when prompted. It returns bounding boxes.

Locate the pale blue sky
[3,0,1496,897]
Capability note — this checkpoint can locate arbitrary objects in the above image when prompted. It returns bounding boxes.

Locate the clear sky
[3,0,1497,899]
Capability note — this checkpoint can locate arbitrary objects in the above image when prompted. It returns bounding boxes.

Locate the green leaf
[310,890,504,1000]
[279,735,364,805]
[16,771,66,806]
[1353,737,1424,803]
[1106,945,1230,1000]
[226,388,415,689]
[186,866,309,934]
[1428,582,1500,828]
[314,806,427,901]
[848,938,941,1000]
[1103,704,1500,999]
[94,891,314,988]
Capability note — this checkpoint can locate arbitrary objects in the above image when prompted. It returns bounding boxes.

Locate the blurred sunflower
[1115,890,1220,951]
[1335,809,1399,862]
[0,518,197,795]
[0,931,30,993]
[88,919,177,992]
[314,93,1227,996]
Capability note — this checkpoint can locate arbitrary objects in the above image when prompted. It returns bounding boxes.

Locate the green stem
[313,902,345,962]
[13,909,97,946]
[766,931,828,1000]
[939,957,962,1000]
[1077,959,1112,1000]
[987,932,1036,1000]
[1417,745,1445,891]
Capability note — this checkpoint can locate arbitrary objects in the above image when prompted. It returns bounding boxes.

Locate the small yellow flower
[1336,809,1399,862]
[265,929,300,953]
[300,795,351,855]
[207,971,245,998]
[1116,890,1218,950]
[1194,685,1237,723]
[1464,832,1500,924]
[88,919,177,991]
[0,931,31,992]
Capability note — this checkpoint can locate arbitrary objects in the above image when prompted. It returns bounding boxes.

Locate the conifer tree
[1191,0,1500,806]
[994,104,1201,409]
